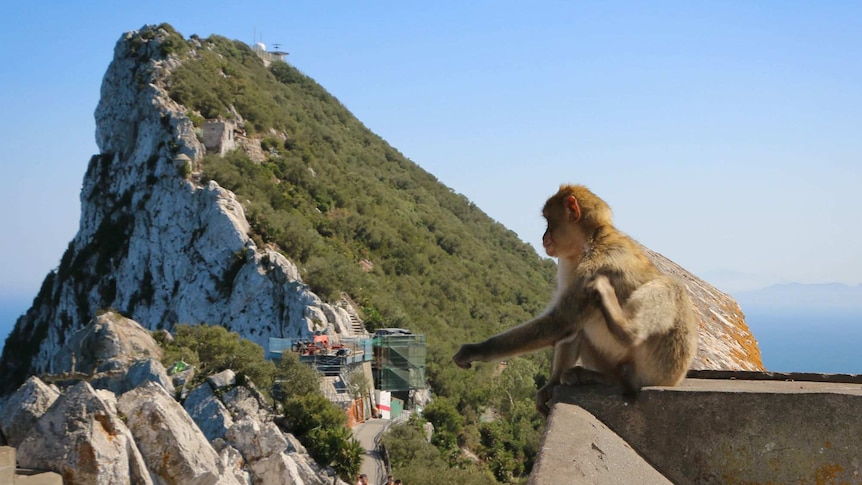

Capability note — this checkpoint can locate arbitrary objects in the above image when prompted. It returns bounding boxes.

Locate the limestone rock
[124,357,175,395]
[0,377,60,447]
[91,357,175,396]
[1,308,340,484]
[249,453,306,485]
[208,369,236,390]
[51,312,163,376]
[222,385,266,422]
[225,416,287,463]
[321,304,353,336]
[249,452,344,485]
[184,382,235,442]
[118,381,238,485]
[16,381,152,485]
[0,25,345,390]
[94,388,119,413]
[218,445,252,485]
[172,366,196,399]
[284,432,307,455]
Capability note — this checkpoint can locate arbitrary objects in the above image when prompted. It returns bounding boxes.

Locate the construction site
[267,299,428,426]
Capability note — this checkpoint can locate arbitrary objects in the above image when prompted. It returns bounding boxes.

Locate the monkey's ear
[567,195,582,223]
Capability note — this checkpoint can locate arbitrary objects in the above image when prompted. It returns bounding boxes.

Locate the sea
[744,308,862,374]
[1,298,860,375]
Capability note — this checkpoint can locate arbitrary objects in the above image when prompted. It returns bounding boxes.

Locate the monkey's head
[542,185,612,260]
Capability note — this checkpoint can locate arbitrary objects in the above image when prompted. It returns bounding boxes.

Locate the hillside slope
[0,24,761,396]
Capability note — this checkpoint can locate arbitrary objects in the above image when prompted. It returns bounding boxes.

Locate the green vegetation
[277,352,363,481]
[383,359,545,484]
[382,415,498,485]
[0,24,560,482]
[156,325,362,481]
[162,27,558,483]
[157,324,278,394]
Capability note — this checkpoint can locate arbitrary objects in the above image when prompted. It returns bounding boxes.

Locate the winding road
[352,418,388,485]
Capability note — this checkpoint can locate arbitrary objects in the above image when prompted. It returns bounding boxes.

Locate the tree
[381,416,497,485]
[346,369,370,400]
[306,426,363,480]
[281,393,346,436]
[274,351,321,399]
[281,392,363,482]
[423,396,463,446]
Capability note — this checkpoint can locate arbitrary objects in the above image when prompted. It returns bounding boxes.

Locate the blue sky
[1,1,860,308]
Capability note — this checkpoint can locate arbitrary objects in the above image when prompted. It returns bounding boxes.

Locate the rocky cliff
[0,26,356,393]
[0,24,762,396]
[0,312,346,485]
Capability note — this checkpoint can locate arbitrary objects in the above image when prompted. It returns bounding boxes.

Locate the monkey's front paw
[586,274,613,299]
[535,383,557,417]
[452,344,478,369]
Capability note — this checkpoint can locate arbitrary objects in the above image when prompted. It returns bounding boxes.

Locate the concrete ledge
[543,371,862,484]
[14,469,64,485]
[530,404,671,485]
[1,446,14,484]
[0,446,63,485]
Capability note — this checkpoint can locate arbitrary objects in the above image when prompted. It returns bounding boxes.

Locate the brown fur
[453,185,698,415]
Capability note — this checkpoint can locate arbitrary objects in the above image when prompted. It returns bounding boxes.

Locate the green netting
[372,334,426,391]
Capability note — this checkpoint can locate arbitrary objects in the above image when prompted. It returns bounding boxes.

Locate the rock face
[184,379,236,442]
[118,382,236,485]
[0,24,353,391]
[0,313,345,485]
[0,377,60,448]
[52,311,163,375]
[16,381,152,485]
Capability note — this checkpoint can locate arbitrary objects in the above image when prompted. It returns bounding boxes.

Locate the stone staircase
[338,293,367,336]
[0,446,62,484]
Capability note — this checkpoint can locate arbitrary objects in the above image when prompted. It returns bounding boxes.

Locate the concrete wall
[201,121,235,156]
[530,405,671,485]
[0,446,63,484]
[533,371,862,484]
[0,446,14,484]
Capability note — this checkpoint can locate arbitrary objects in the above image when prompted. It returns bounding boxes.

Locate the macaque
[453,185,698,415]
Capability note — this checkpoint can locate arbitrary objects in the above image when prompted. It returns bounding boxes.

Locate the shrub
[158,323,277,396]
[273,351,321,399]
[280,392,363,481]
[382,416,497,485]
[306,426,363,480]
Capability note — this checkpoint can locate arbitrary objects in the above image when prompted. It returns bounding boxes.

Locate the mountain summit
[0,24,761,395]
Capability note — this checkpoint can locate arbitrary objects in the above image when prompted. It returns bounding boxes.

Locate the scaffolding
[268,337,372,376]
[373,334,426,391]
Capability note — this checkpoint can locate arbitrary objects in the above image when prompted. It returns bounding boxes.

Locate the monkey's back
[580,225,661,303]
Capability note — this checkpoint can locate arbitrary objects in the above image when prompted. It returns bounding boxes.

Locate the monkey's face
[543,198,586,260]
[542,220,559,257]
[543,213,569,258]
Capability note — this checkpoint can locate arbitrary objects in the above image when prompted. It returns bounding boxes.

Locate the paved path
[352,418,388,485]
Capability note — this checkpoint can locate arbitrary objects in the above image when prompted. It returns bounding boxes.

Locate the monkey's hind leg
[560,366,607,386]
[560,360,638,399]
[559,338,621,388]
[536,334,582,416]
